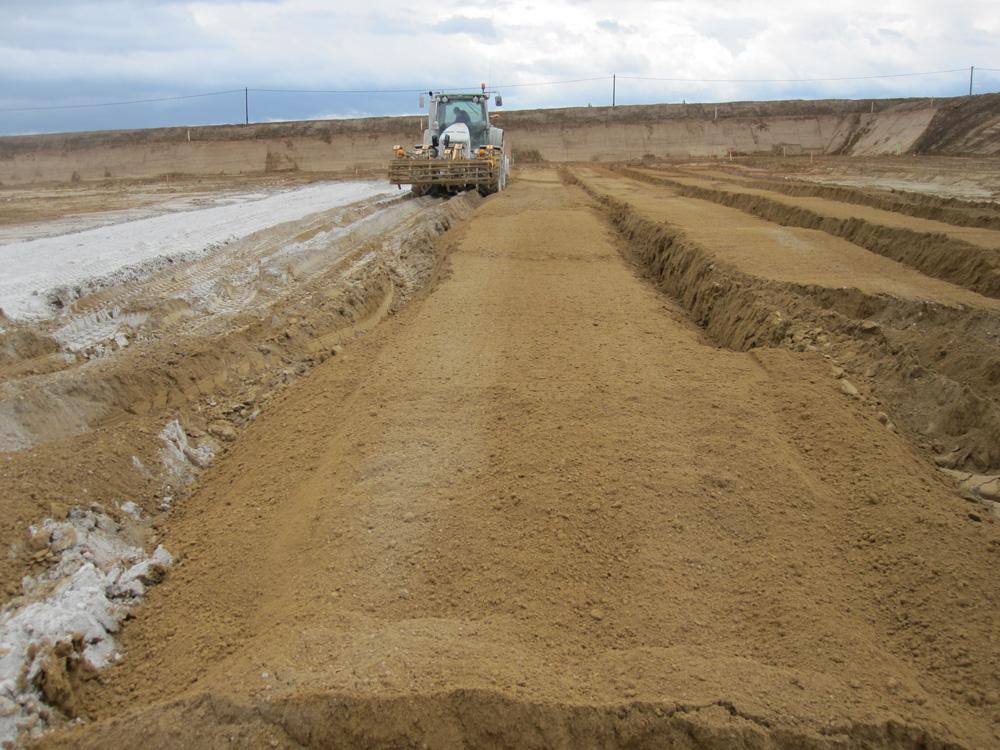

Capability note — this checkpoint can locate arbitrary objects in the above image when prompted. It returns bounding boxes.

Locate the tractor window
[445,100,484,128]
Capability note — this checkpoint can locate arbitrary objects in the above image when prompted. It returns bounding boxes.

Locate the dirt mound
[31,636,100,720]
[0,325,64,378]
[0,327,56,365]
[673,166,1000,231]
[914,93,1000,156]
[35,688,971,749]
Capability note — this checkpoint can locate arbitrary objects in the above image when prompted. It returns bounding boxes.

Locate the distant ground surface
[1,155,999,749]
[2,93,1000,185]
[0,179,399,321]
[770,154,1000,201]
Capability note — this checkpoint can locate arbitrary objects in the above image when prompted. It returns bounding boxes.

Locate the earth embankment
[3,94,1000,186]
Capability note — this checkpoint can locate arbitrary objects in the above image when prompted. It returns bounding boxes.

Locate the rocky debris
[0,507,173,747]
[938,469,1000,518]
[159,420,217,484]
[839,379,859,397]
[118,502,141,520]
[207,422,237,442]
[789,327,831,353]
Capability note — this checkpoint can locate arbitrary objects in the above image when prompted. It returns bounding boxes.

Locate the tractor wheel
[479,177,501,196]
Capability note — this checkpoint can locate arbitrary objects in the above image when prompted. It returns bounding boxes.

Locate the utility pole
[613,75,616,108]
[245,88,249,125]
[970,66,975,96]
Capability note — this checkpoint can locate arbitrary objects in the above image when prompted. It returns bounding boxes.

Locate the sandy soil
[1,158,999,748]
[6,94,1000,186]
[0,175,328,233]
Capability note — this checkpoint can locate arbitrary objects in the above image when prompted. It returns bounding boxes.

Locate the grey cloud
[432,16,498,38]
[596,19,637,34]
[876,27,906,40]
[693,18,766,56]
[873,26,915,49]
[2,3,206,58]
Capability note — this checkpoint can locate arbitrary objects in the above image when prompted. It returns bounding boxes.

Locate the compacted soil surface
[1,160,999,748]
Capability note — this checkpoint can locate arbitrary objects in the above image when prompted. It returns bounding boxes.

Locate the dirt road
[17,169,997,748]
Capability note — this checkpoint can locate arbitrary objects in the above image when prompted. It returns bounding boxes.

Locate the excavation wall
[1,94,999,185]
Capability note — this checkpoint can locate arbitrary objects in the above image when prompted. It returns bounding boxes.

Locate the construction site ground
[2,157,1000,748]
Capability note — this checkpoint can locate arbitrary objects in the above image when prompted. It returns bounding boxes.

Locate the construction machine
[389,85,509,196]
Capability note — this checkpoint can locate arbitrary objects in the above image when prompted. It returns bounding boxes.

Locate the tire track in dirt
[0,192,480,701]
[39,169,1000,749]
[51,194,416,350]
[0,192,474,453]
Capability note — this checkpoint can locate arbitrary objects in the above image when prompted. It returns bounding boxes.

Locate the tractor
[389,86,509,196]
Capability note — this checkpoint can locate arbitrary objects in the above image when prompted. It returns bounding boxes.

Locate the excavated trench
[566,168,1000,478]
[669,165,1000,231]
[615,166,1000,300]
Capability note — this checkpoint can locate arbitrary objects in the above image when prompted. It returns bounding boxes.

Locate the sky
[1,0,998,136]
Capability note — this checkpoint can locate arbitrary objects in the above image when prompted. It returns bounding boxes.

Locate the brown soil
[5,93,1000,186]
[619,165,1000,299]
[571,165,1000,472]
[0,173,332,230]
[676,161,1000,227]
[0,179,478,607]
[0,159,998,748]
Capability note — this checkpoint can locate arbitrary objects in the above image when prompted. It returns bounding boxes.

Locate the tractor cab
[426,91,499,151]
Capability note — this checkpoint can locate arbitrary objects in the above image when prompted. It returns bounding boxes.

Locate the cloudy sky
[1,0,998,135]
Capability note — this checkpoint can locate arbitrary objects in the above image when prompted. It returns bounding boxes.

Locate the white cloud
[1,0,998,134]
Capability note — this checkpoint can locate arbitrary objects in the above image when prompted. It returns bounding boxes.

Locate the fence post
[245,87,249,124]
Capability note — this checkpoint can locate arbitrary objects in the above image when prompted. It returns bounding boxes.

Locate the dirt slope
[28,170,1000,749]
[0,178,477,622]
[618,165,1000,299]
[4,94,1000,186]
[651,170,1000,250]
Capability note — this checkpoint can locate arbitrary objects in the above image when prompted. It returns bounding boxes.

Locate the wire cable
[0,89,244,113]
[492,76,614,89]
[249,77,613,94]
[251,88,429,94]
[1,68,992,114]
[618,69,969,84]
